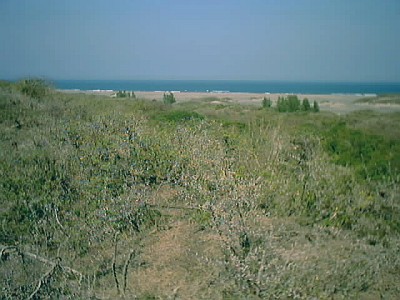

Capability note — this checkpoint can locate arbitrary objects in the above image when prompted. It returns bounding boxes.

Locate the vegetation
[116,90,136,98]
[313,100,320,112]
[1,81,399,299]
[262,96,272,108]
[163,92,176,104]
[276,95,317,112]
[302,98,311,111]
[16,78,51,99]
[355,94,400,105]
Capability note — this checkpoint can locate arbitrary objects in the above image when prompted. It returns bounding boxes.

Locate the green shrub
[154,110,204,123]
[116,90,136,98]
[277,95,302,112]
[302,98,311,111]
[277,96,318,113]
[313,100,320,112]
[323,122,399,180]
[16,78,50,99]
[262,97,272,108]
[287,95,301,111]
[163,92,176,104]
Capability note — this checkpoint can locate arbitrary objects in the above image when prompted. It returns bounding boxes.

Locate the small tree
[277,96,287,112]
[302,98,311,111]
[163,92,176,104]
[313,100,320,112]
[262,97,272,108]
[287,95,301,112]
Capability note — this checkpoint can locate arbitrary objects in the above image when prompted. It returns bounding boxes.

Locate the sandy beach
[65,90,400,114]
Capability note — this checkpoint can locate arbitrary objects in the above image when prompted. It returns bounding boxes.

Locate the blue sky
[1,0,399,81]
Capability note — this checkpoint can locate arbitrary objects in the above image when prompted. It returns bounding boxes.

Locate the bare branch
[112,232,121,295]
[0,244,83,281]
[122,249,136,295]
[54,207,70,238]
[27,261,59,300]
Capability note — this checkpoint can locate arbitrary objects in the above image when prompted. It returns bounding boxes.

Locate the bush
[16,78,50,99]
[323,122,399,180]
[163,92,176,104]
[277,96,318,113]
[302,98,311,111]
[154,110,204,123]
[277,95,301,112]
[287,95,301,111]
[313,100,320,112]
[116,90,136,98]
[262,97,272,108]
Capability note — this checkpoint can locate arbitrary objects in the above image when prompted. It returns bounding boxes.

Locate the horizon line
[2,77,400,84]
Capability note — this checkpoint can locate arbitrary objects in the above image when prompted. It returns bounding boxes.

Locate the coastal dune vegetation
[1,79,400,299]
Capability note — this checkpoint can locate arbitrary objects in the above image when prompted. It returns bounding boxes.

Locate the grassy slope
[1,83,400,299]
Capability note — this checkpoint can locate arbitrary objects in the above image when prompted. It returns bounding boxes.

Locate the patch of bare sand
[128,220,223,299]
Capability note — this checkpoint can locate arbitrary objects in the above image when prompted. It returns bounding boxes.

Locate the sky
[1,0,399,82]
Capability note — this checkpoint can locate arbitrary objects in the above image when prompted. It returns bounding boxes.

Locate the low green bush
[324,121,399,180]
[16,78,50,99]
[163,92,176,104]
[153,110,204,123]
[262,97,272,108]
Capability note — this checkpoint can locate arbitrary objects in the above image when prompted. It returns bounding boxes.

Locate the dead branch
[0,245,17,259]
[54,207,70,238]
[112,232,121,295]
[123,249,136,295]
[27,260,60,300]
[0,244,83,281]
[147,203,199,210]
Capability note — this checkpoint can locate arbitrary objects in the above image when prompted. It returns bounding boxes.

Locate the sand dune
[67,90,400,114]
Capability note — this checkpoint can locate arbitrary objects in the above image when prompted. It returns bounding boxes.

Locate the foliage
[116,90,136,98]
[323,121,399,180]
[313,100,320,112]
[276,95,317,113]
[153,109,204,123]
[262,96,272,108]
[276,95,319,113]
[163,92,176,104]
[16,78,50,99]
[302,98,311,111]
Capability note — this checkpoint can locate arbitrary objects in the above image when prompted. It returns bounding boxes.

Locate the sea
[53,80,400,95]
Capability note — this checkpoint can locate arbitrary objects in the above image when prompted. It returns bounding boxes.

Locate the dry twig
[0,244,83,282]
[112,232,121,295]
[123,249,136,295]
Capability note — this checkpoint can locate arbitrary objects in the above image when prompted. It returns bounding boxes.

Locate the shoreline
[58,88,377,97]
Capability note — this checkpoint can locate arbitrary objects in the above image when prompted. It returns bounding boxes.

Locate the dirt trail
[128,219,222,299]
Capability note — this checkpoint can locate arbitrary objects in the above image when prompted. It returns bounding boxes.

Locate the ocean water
[53,80,400,95]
